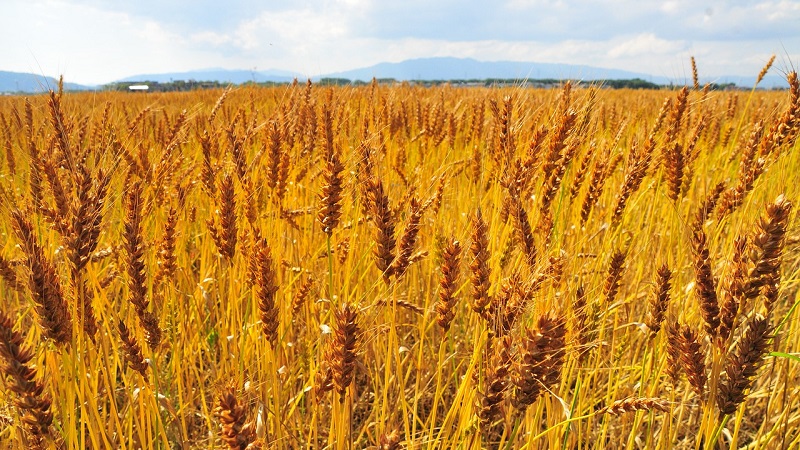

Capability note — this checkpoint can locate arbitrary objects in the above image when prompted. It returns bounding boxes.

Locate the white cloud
[137,21,180,45]
[0,0,264,83]
[190,31,235,48]
[505,0,567,9]
[660,1,687,14]
[234,8,352,51]
[608,34,687,58]
[1,0,798,85]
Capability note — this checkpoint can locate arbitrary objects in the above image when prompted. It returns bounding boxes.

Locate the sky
[2,0,799,85]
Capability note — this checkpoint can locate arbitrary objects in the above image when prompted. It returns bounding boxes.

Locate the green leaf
[207,329,219,347]
[769,351,800,363]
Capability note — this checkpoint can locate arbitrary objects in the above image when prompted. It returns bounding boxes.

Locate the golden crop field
[0,69,798,450]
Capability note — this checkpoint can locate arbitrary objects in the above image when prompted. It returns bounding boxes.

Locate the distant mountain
[113,61,794,88]
[320,57,791,88]
[117,68,301,84]
[0,71,93,93]
[3,59,791,93]
[699,74,788,89]
[320,57,672,84]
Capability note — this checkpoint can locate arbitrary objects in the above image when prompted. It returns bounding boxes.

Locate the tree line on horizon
[103,77,743,92]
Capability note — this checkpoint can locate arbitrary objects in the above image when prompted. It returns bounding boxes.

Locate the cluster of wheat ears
[0,57,799,449]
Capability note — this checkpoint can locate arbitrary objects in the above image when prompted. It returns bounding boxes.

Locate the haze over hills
[117,68,301,84]
[1,57,791,93]
[323,57,789,89]
[323,57,669,83]
[0,70,93,93]
[120,58,666,85]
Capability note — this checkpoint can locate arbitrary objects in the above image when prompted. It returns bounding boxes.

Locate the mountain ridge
[0,70,93,93]
[322,57,667,83]
[1,57,791,93]
[116,68,301,84]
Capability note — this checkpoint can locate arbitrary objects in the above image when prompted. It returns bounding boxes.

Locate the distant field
[0,71,798,449]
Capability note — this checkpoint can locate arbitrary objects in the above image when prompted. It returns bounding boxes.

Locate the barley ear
[214,384,259,450]
[470,209,491,316]
[328,303,360,403]
[10,209,73,345]
[645,264,671,337]
[0,308,59,449]
[436,238,462,332]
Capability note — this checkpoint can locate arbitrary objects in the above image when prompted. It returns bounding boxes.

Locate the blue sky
[2,0,799,85]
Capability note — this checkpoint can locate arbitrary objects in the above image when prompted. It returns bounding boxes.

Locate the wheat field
[0,66,799,450]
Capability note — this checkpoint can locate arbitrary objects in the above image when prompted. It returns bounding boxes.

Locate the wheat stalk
[10,210,72,345]
[0,308,58,449]
[436,238,462,332]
